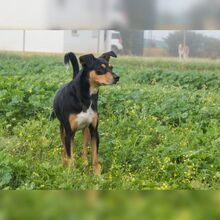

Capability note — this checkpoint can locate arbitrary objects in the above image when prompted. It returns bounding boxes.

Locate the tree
[120,30,144,56]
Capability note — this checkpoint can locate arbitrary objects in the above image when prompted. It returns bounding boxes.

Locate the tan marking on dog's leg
[67,144,74,168]
[60,128,69,167]
[82,127,90,165]
[62,148,70,168]
[66,114,77,167]
[92,113,98,128]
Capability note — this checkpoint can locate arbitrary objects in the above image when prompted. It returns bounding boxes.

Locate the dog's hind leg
[60,125,68,167]
[60,122,75,168]
[82,127,90,165]
[64,129,75,168]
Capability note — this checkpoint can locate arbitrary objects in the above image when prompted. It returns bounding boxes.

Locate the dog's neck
[81,67,99,95]
[78,68,99,109]
[89,80,99,95]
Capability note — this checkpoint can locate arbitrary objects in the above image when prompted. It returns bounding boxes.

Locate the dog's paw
[93,164,101,176]
[63,158,74,169]
[82,159,89,167]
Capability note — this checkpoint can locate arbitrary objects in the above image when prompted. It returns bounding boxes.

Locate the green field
[0,53,219,189]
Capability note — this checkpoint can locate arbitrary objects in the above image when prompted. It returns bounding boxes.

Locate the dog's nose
[114,75,120,82]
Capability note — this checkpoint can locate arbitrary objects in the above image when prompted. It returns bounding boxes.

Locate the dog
[178,44,190,60]
[53,51,119,175]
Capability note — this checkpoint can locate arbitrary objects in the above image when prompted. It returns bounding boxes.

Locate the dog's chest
[76,106,96,129]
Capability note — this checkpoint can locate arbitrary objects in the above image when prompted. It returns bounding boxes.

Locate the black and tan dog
[53,51,119,175]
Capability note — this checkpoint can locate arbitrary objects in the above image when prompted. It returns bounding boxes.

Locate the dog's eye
[96,67,106,74]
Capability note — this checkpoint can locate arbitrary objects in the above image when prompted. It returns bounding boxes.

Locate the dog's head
[79,51,119,86]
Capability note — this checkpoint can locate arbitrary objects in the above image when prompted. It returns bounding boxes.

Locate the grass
[0,53,219,189]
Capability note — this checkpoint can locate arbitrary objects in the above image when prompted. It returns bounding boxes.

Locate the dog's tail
[64,52,79,79]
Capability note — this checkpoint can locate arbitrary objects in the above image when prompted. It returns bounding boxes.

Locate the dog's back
[51,52,79,119]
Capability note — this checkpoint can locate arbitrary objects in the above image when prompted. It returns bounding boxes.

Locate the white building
[0,0,126,54]
[0,30,113,54]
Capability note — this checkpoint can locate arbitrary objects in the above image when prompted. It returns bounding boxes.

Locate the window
[72,30,79,37]
[112,33,121,39]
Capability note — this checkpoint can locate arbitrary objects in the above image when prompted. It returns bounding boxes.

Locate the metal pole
[97,31,100,54]
[23,30,26,52]
[183,30,186,47]
[149,30,153,46]
[105,30,111,52]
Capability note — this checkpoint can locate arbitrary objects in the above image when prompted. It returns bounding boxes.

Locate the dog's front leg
[82,127,90,165]
[89,118,101,176]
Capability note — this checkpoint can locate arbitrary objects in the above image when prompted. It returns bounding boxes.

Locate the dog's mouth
[98,79,119,86]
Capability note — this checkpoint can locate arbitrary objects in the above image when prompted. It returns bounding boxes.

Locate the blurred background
[0,0,220,58]
[1,0,220,29]
[1,30,220,59]
[0,191,220,220]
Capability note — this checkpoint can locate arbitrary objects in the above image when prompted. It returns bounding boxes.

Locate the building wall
[64,30,105,54]
[25,31,64,53]
[0,30,110,54]
[0,30,64,53]
[0,30,24,51]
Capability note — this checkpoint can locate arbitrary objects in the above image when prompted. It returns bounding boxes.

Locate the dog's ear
[79,54,95,68]
[99,51,117,62]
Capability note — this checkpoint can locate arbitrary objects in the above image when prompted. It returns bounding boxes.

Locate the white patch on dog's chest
[76,105,96,129]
